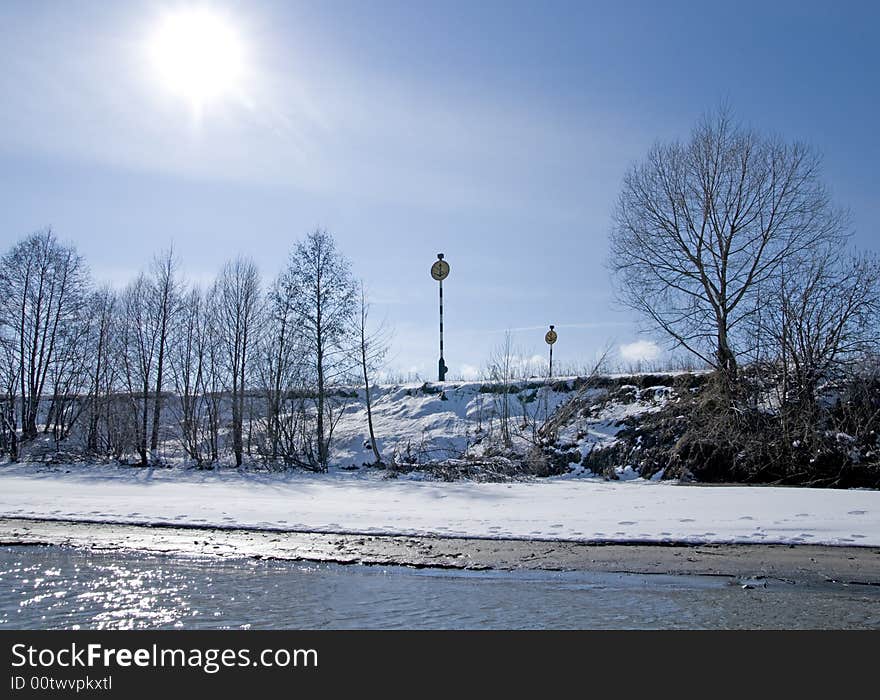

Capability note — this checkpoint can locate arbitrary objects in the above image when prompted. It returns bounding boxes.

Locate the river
[1,546,878,629]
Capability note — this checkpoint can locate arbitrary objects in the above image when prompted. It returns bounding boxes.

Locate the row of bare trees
[610,106,880,482]
[0,228,386,471]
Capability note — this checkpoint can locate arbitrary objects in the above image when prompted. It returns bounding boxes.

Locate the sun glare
[148,8,245,112]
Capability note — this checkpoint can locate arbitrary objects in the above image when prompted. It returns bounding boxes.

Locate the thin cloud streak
[480,321,633,335]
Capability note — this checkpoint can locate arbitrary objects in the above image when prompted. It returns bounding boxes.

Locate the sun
[148,8,246,112]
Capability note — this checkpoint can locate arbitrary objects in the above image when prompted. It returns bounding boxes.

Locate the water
[1,546,878,629]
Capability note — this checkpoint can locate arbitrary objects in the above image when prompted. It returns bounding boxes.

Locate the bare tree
[84,288,117,455]
[254,272,306,465]
[770,252,880,416]
[148,248,180,459]
[202,296,225,465]
[0,229,88,440]
[0,335,18,459]
[610,107,847,388]
[44,303,92,445]
[353,282,390,466]
[169,285,225,466]
[486,331,517,448]
[284,230,357,471]
[119,274,158,465]
[170,286,208,465]
[214,257,261,467]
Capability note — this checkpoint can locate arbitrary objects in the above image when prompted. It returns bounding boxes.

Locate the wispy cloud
[619,340,662,362]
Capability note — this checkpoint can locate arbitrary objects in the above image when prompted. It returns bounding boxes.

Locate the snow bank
[330,376,669,469]
[1,463,878,546]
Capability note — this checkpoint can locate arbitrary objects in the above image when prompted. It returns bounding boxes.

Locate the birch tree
[284,230,357,470]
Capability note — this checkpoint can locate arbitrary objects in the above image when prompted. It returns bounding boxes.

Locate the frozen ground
[0,462,877,546]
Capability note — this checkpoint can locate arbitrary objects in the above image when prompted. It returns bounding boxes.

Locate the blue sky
[1,0,877,378]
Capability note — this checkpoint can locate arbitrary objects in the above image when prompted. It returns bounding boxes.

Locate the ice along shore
[2,517,880,587]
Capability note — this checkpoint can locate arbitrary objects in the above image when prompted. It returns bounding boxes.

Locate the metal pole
[439,277,445,381]
[432,253,449,382]
[545,324,556,381]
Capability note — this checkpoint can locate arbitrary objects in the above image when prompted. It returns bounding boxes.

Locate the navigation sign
[431,257,450,281]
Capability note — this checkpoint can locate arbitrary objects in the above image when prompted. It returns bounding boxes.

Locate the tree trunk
[150,338,165,456]
[140,381,149,466]
[316,340,326,470]
[232,373,243,467]
[717,325,738,389]
[361,318,382,466]
[315,281,327,470]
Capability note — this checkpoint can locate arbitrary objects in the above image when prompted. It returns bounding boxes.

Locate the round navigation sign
[431,254,450,281]
[545,325,557,345]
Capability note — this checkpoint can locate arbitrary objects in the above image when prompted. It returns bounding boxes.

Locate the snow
[329,377,663,466]
[2,374,877,549]
[1,463,878,546]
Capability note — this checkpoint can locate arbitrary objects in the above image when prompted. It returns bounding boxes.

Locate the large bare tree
[610,108,847,386]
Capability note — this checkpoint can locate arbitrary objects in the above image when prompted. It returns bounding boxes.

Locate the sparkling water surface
[1,546,878,629]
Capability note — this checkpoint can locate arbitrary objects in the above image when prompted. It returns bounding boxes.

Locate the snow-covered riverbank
[1,463,877,546]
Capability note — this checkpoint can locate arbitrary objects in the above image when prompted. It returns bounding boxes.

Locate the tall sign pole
[545,325,557,379]
[431,253,450,381]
